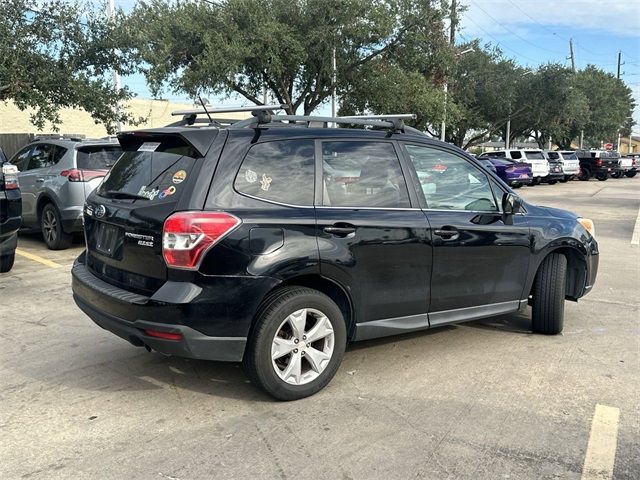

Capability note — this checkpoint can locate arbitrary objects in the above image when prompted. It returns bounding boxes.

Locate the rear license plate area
[94,223,121,257]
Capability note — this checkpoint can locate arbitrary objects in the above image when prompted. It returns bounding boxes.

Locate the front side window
[404,145,498,212]
[235,139,315,206]
[322,141,410,208]
[12,146,32,171]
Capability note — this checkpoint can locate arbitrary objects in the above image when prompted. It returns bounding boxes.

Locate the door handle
[324,224,356,237]
[433,227,459,240]
[36,178,45,183]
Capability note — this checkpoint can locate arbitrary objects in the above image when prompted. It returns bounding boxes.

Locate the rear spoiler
[117,129,218,158]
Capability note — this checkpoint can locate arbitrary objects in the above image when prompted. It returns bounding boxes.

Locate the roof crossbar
[170,104,286,117]
[230,114,406,132]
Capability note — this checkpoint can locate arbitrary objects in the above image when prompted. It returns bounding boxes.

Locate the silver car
[10,137,122,249]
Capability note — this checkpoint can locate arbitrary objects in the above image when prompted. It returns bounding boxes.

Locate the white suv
[548,151,580,182]
[478,149,550,185]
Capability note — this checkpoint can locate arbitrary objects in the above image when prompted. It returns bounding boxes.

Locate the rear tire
[595,171,608,181]
[578,168,591,181]
[41,203,73,250]
[0,253,15,273]
[243,286,347,401]
[625,171,637,178]
[533,177,542,185]
[610,171,622,179]
[531,253,567,335]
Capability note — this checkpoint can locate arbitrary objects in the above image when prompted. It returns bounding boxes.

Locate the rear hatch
[84,133,210,295]
[557,151,580,172]
[523,151,549,176]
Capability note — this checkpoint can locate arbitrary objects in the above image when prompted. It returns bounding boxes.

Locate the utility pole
[441,0,457,142]
[107,0,122,132]
[617,51,623,79]
[580,129,584,149]
[505,115,511,149]
[568,38,576,72]
[331,47,337,126]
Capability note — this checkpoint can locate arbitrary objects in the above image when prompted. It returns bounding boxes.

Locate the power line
[468,0,566,55]
[463,15,538,63]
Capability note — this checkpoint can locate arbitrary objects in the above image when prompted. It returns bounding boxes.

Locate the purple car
[479,156,533,188]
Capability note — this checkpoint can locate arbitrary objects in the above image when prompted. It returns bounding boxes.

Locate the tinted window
[12,146,32,171]
[77,145,122,170]
[510,151,522,159]
[547,152,560,160]
[52,146,67,164]
[525,151,544,160]
[491,151,506,158]
[322,141,410,208]
[561,152,577,160]
[235,140,315,206]
[98,136,198,203]
[405,145,498,212]
[27,143,57,170]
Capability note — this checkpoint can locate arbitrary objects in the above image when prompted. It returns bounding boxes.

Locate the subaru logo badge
[95,205,106,218]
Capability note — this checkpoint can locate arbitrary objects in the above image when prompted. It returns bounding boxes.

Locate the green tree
[572,65,635,147]
[128,0,452,115]
[0,0,137,132]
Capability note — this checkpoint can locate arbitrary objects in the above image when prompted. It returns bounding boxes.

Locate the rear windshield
[561,152,577,160]
[525,151,544,160]
[77,145,123,170]
[97,137,198,203]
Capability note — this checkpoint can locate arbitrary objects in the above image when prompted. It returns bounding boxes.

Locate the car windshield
[77,145,123,170]
[525,151,545,160]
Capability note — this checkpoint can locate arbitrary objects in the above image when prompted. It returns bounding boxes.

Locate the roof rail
[228,112,432,137]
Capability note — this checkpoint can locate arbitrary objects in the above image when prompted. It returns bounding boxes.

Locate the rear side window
[547,152,560,160]
[28,143,56,170]
[97,136,198,203]
[77,145,122,170]
[234,140,315,206]
[510,151,522,160]
[52,146,67,164]
[322,141,410,208]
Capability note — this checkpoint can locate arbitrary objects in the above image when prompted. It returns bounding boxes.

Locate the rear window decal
[158,186,176,199]
[138,142,161,152]
[172,170,187,184]
[260,174,272,191]
[137,185,160,200]
[245,169,258,183]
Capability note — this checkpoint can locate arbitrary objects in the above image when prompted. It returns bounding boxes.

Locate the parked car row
[477,148,637,187]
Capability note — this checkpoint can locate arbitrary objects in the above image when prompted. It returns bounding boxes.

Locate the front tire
[578,168,591,181]
[243,287,347,401]
[595,171,608,181]
[610,171,622,179]
[625,171,637,178]
[0,253,15,273]
[41,203,73,250]
[531,253,567,335]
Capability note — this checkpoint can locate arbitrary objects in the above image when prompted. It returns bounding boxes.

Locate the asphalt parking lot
[1,179,638,479]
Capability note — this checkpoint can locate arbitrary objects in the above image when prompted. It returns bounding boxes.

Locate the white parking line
[581,404,620,480]
[632,207,640,245]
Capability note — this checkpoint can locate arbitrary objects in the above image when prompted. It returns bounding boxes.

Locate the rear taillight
[60,168,107,182]
[162,211,241,270]
[595,159,602,167]
[1,164,19,190]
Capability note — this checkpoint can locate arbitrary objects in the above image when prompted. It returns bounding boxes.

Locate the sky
[117,0,640,135]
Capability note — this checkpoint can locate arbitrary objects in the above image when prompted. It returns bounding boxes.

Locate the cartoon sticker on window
[172,170,187,184]
[245,169,258,183]
[260,173,272,191]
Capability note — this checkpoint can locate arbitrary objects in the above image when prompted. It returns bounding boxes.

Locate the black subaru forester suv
[72,110,599,400]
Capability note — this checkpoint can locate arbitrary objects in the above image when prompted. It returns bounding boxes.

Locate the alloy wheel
[271,308,335,386]
[42,209,57,244]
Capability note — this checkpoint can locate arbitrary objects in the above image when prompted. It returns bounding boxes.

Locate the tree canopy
[0,0,136,132]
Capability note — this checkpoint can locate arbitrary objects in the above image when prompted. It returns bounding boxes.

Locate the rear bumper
[506,176,532,185]
[60,206,84,233]
[74,293,247,361]
[71,254,279,361]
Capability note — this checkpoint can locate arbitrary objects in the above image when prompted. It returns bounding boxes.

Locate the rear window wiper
[102,190,150,200]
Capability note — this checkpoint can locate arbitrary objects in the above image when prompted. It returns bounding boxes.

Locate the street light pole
[107,0,122,133]
[440,83,448,142]
[505,115,511,149]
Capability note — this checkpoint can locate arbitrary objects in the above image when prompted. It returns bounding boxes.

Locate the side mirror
[502,192,522,224]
